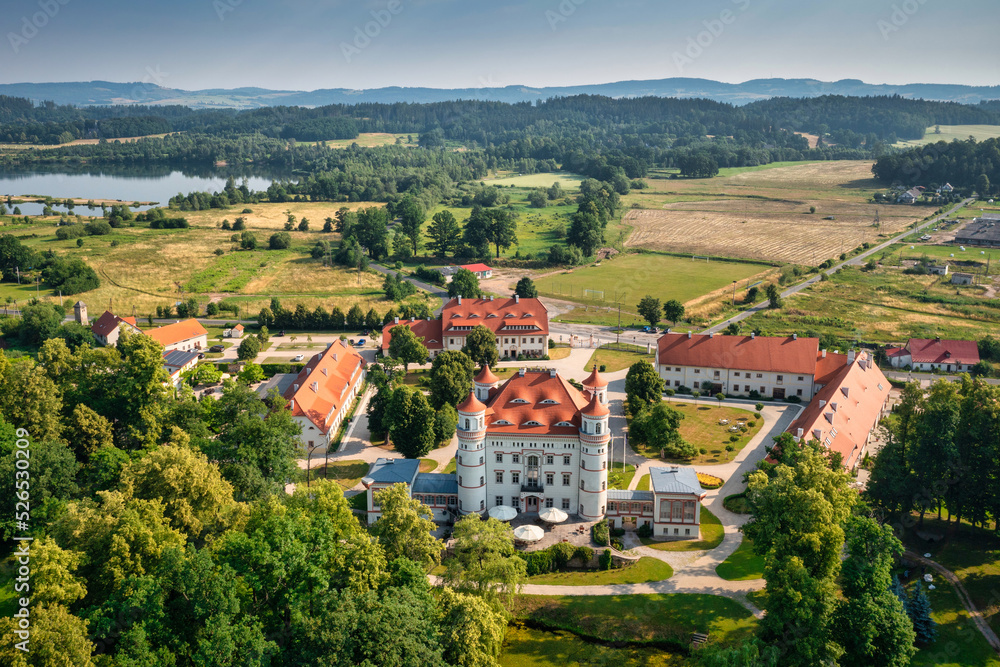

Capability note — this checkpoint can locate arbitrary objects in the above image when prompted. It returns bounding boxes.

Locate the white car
[292,354,304,362]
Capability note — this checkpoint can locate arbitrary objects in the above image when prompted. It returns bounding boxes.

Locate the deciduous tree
[388,324,429,373]
[445,514,526,605]
[387,386,436,458]
[429,350,475,408]
[370,483,443,566]
[462,325,499,369]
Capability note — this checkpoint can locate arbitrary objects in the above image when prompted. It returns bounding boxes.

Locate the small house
[951,272,974,285]
[224,323,245,338]
[927,264,949,276]
[897,188,922,204]
[460,263,493,280]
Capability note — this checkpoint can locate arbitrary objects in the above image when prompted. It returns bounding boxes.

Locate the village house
[951,272,974,285]
[886,337,980,372]
[897,187,922,204]
[787,350,891,471]
[90,310,142,347]
[382,295,549,360]
[460,263,493,280]
[655,332,844,401]
[283,339,366,449]
[147,319,209,353]
[162,349,200,389]
[224,323,244,338]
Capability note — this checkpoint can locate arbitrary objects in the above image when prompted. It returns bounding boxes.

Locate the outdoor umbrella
[513,525,545,542]
[488,505,518,522]
[538,507,568,524]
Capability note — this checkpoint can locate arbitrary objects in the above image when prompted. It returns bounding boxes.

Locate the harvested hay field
[624,161,922,265]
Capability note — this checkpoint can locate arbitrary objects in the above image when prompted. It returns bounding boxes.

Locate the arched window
[464,418,470,430]
[596,423,602,434]
[479,476,484,486]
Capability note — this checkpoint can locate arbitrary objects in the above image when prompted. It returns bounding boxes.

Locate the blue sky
[1,0,995,90]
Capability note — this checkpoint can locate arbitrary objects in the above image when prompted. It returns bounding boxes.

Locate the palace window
[496,471,504,483]
[545,498,554,508]
[546,455,553,464]
[562,473,571,486]
[496,496,503,506]
[563,455,571,465]
[496,453,503,463]
[562,498,570,510]
[512,472,520,484]
[546,472,554,485]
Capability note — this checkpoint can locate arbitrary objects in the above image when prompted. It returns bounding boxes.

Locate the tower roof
[582,365,607,388]
[474,365,499,385]
[457,391,487,413]
[581,392,610,417]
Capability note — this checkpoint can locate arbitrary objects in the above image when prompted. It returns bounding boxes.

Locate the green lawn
[442,458,457,474]
[513,593,757,646]
[585,344,654,373]
[484,171,585,188]
[500,624,687,667]
[539,252,766,311]
[722,492,749,514]
[419,458,438,473]
[631,402,761,466]
[608,461,636,490]
[907,576,1000,667]
[640,507,725,552]
[885,242,998,269]
[297,459,369,490]
[526,557,672,585]
[637,474,650,491]
[894,124,1000,148]
[715,537,765,581]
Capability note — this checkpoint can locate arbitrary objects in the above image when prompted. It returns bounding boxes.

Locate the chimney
[792,333,797,340]
[457,295,462,305]
[822,349,827,358]
[796,428,804,438]
[751,332,755,339]
[490,295,494,301]
[394,316,399,324]
[848,349,856,365]
[549,369,556,378]
[293,384,299,392]
[311,381,318,392]
[709,332,715,338]
[290,398,295,411]
[819,399,826,408]
[519,367,525,377]
[687,331,692,339]
[514,294,520,304]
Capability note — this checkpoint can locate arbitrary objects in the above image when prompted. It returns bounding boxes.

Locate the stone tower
[73,300,88,325]
[455,391,488,515]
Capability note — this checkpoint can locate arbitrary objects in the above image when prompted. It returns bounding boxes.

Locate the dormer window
[540,399,559,404]
[494,419,513,426]
[510,398,529,404]
[504,313,514,318]
[487,313,498,318]
[523,420,543,426]
[469,313,479,318]
[555,421,573,427]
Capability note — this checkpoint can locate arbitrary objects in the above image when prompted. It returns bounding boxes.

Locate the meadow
[295,132,417,148]
[894,124,1000,148]
[622,161,923,265]
[483,172,585,188]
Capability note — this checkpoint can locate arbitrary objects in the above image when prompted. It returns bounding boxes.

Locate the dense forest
[872,137,1000,191]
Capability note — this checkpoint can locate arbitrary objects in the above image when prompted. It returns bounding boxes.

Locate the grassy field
[500,625,688,667]
[623,161,923,265]
[631,403,761,466]
[512,592,757,646]
[741,262,1000,344]
[608,462,636,490]
[584,343,655,373]
[296,459,369,489]
[484,172,585,189]
[296,132,417,148]
[908,577,1000,667]
[539,252,768,312]
[895,124,1000,148]
[715,537,765,581]
[526,557,673,586]
[640,507,725,552]
[419,458,438,473]
[637,474,650,491]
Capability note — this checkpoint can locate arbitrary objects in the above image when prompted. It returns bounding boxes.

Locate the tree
[323,217,334,232]
[637,295,661,328]
[370,483,443,566]
[514,276,538,298]
[269,231,291,249]
[298,218,309,232]
[725,322,740,336]
[67,403,113,459]
[831,515,916,667]
[0,604,95,667]
[27,538,87,607]
[346,303,365,329]
[240,230,257,250]
[189,362,222,386]
[445,514,526,605]
[429,350,475,408]
[970,360,993,378]
[976,173,991,197]
[766,283,782,309]
[438,588,508,667]
[527,189,548,208]
[465,207,517,258]
[427,209,461,258]
[624,359,664,414]
[237,335,261,361]
[238,362,265,384]
[18,300,66,346]
[387,386,436,458]
[365,307,381,331]
[662,299,685,324]
[388,324,429,373]
[630,402,694,459]
[716,392,726,405]
[742,443,856,667]
[448,268,482,299]
[396,194,425,256]
[908,582,938,644]
[462,325,499,369]
[434,404,458,446]
[355,206,391,259]
[0,356,64,442]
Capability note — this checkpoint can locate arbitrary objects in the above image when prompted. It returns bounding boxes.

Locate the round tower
[473,365,500,402]
[582,365,608,405]
[456,391,488,515]
[578,393,610,520]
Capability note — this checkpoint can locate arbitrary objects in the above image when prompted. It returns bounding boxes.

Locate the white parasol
[488,505,518,522]
[513,525,545,542]
[538,507,568,524]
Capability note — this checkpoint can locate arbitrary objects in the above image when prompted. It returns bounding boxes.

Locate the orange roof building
[787,350,891,471]
[886,337,980,372]
[382,294,549,360]
[146,319,209,352]
[655,332,838,401]
[91,310,141,347]
[283,339,366,447]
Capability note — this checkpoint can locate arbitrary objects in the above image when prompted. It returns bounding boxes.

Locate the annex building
[283,339,366,449]
[606,466,707,539]
[886,337,980,372]
[954,213,1000,248]
[381,295,549,360]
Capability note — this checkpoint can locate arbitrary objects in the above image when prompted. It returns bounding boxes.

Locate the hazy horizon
[2,0,996,91]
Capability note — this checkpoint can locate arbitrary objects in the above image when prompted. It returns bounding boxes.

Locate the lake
[0,169,283,217]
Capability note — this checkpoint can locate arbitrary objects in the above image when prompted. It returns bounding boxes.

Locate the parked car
[197,352,205,359]
[209,344,225,353]
[279,330,285,337]
[642,326,658,334]
[355,339,366,347]
[292,354,304,362]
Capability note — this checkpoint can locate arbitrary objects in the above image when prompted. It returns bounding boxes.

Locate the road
[702,198,975,334]
[883,369,1000,386]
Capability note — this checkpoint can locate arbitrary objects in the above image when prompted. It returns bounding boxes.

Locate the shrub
[748,390,761,399]
[571,546,593,563]
[598,549,613,570]
[610,538,625,551]
[610,527,625,538]
[242,208,253,214]
[591,518,610,546]
[753,412,762,419]
[729,434,740,442]
[786,395,802,404]
[676,385,691,394]
[665,388,675,397]
[637,523,653,538]
[699,448,708,455]
[522,550,553,576]
[599,364,607,372]
[746,420,756,428]
[548,339,555,349]
[549,541,575,569]
[754,402,764,411]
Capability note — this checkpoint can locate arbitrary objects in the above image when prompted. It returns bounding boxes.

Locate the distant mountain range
[2,78,999,109]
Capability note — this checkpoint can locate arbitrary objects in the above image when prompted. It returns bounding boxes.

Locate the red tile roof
[905,338,980,365]
[91,310,141,338]
[581,393,610,417]
[380,319,444,351]
[583,366,607,388]
[787,351,890,469]
[814,351,850,385]
[146,319,208,347]
[460,263,492,273]
[442,296,548,337]
[284,339,365,434]
[474,366,500,384]
[657,333,820,375]
[484,370,590,435]
[457,391,488,413]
